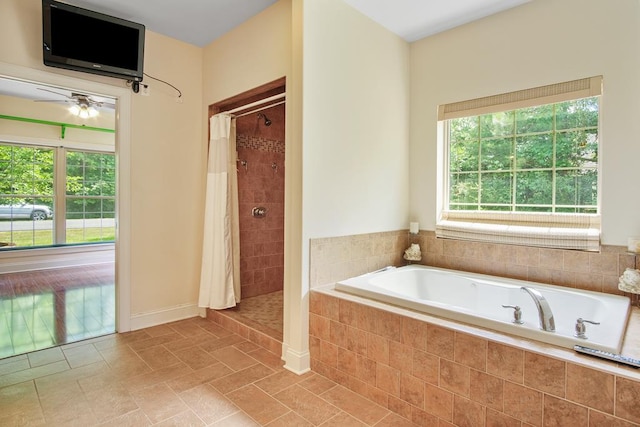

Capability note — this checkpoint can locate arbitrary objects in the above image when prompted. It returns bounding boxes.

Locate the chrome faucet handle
[520,287,555,332]
[575,318,600,339]
[502,305,524,324]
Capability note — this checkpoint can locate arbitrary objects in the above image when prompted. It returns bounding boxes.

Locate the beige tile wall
[309,231,407,288]
[309,291,640,426]
[310,230,639,300]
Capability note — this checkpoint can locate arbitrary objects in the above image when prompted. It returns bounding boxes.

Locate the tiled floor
[0,263,115,359]
[0,316,415,426]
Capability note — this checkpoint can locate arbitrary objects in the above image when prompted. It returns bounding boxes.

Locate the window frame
[436,77,603,251]
[63,148,116,245]
[0,138,115,250]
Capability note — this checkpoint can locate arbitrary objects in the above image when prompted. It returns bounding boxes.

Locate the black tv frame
[42,0,145,83]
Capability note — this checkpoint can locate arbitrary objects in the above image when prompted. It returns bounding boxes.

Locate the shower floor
[223,290,283,341]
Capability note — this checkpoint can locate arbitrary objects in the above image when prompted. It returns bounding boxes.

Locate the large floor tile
[226,384,290,425]
[0,303,406,426]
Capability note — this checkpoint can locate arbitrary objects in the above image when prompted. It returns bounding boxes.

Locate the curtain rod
[233,100,286,118]
[223,93,285,115]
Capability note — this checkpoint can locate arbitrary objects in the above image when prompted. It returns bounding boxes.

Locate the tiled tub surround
[309,288,640,426]
[308,232,640,425]
[309,231,639,300]
[309,231,408,289]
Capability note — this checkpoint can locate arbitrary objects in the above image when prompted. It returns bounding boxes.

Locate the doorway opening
[0,76,117,359]
[208,78,285,347]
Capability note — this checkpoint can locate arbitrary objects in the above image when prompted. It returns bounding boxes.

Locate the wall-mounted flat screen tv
[42,0,145,82]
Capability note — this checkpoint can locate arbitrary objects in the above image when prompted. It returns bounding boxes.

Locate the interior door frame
[0,61,132,332]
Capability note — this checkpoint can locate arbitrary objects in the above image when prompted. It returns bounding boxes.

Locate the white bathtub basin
[335,265,631,353]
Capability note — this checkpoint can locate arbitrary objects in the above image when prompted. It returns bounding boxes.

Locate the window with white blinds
[436,76,602,251]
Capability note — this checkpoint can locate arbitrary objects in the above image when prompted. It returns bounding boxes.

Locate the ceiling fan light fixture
[78,106,90,119]
[35,88,112,117]
[70,103,99,119]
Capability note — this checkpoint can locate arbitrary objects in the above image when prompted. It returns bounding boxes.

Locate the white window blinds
[438,76,602,120]
[436,211,601,251]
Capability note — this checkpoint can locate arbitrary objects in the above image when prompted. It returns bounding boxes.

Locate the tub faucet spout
[521,287,555,332]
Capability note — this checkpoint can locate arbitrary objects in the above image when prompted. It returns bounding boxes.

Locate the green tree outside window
[448,97,599,213]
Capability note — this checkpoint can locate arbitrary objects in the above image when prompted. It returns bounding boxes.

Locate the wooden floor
[0,263,115,359]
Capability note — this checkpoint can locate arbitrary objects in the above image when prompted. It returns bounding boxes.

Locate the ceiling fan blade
[88,99,116,109]
[33,99,73,103]
[37,87,73,100]
[68,92,116,109]
[34,88,116,110]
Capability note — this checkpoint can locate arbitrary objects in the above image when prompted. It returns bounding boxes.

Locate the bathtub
[335,265,631,353]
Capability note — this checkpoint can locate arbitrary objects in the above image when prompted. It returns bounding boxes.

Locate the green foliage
[481,172,512,205]
[516,135,552,169]
[481,138,512,171]
[449,97,599,212]
[480,111,514,138]
[0,144,115,247]
[0,145,54,204]
[516,105,553,134]
[516,171,553,206]
[450,173,479,204]
[66,151,116,218]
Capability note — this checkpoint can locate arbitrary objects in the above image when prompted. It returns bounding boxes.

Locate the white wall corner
[282,345,311,375]
[129,303,202,331]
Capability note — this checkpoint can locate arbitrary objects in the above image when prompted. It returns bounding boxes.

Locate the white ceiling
[63,0,531,47]
[342,0,531,42]
[63,0,280,48]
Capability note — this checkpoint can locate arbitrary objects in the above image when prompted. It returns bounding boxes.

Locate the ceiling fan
[34,88,115,118]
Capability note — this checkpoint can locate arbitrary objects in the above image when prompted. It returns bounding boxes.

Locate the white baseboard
[282,345,311,375]
[129,303,202,331]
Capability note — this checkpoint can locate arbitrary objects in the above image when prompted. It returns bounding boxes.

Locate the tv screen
[42,0,145,82]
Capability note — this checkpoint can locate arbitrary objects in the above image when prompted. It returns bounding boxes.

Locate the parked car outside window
[0,204,53,220]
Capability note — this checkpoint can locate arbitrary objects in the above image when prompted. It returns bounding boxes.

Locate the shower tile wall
[236,115,285,299]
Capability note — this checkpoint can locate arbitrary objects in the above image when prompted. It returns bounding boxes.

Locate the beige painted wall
[291,0,410,371]
[202,0,292,105]
[410,0,640,245]
[129,31,203,315]
[0,0,204,318]
[303,0,410,241]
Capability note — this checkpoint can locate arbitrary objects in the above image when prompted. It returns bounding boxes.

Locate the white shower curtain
[198,113,240,309]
